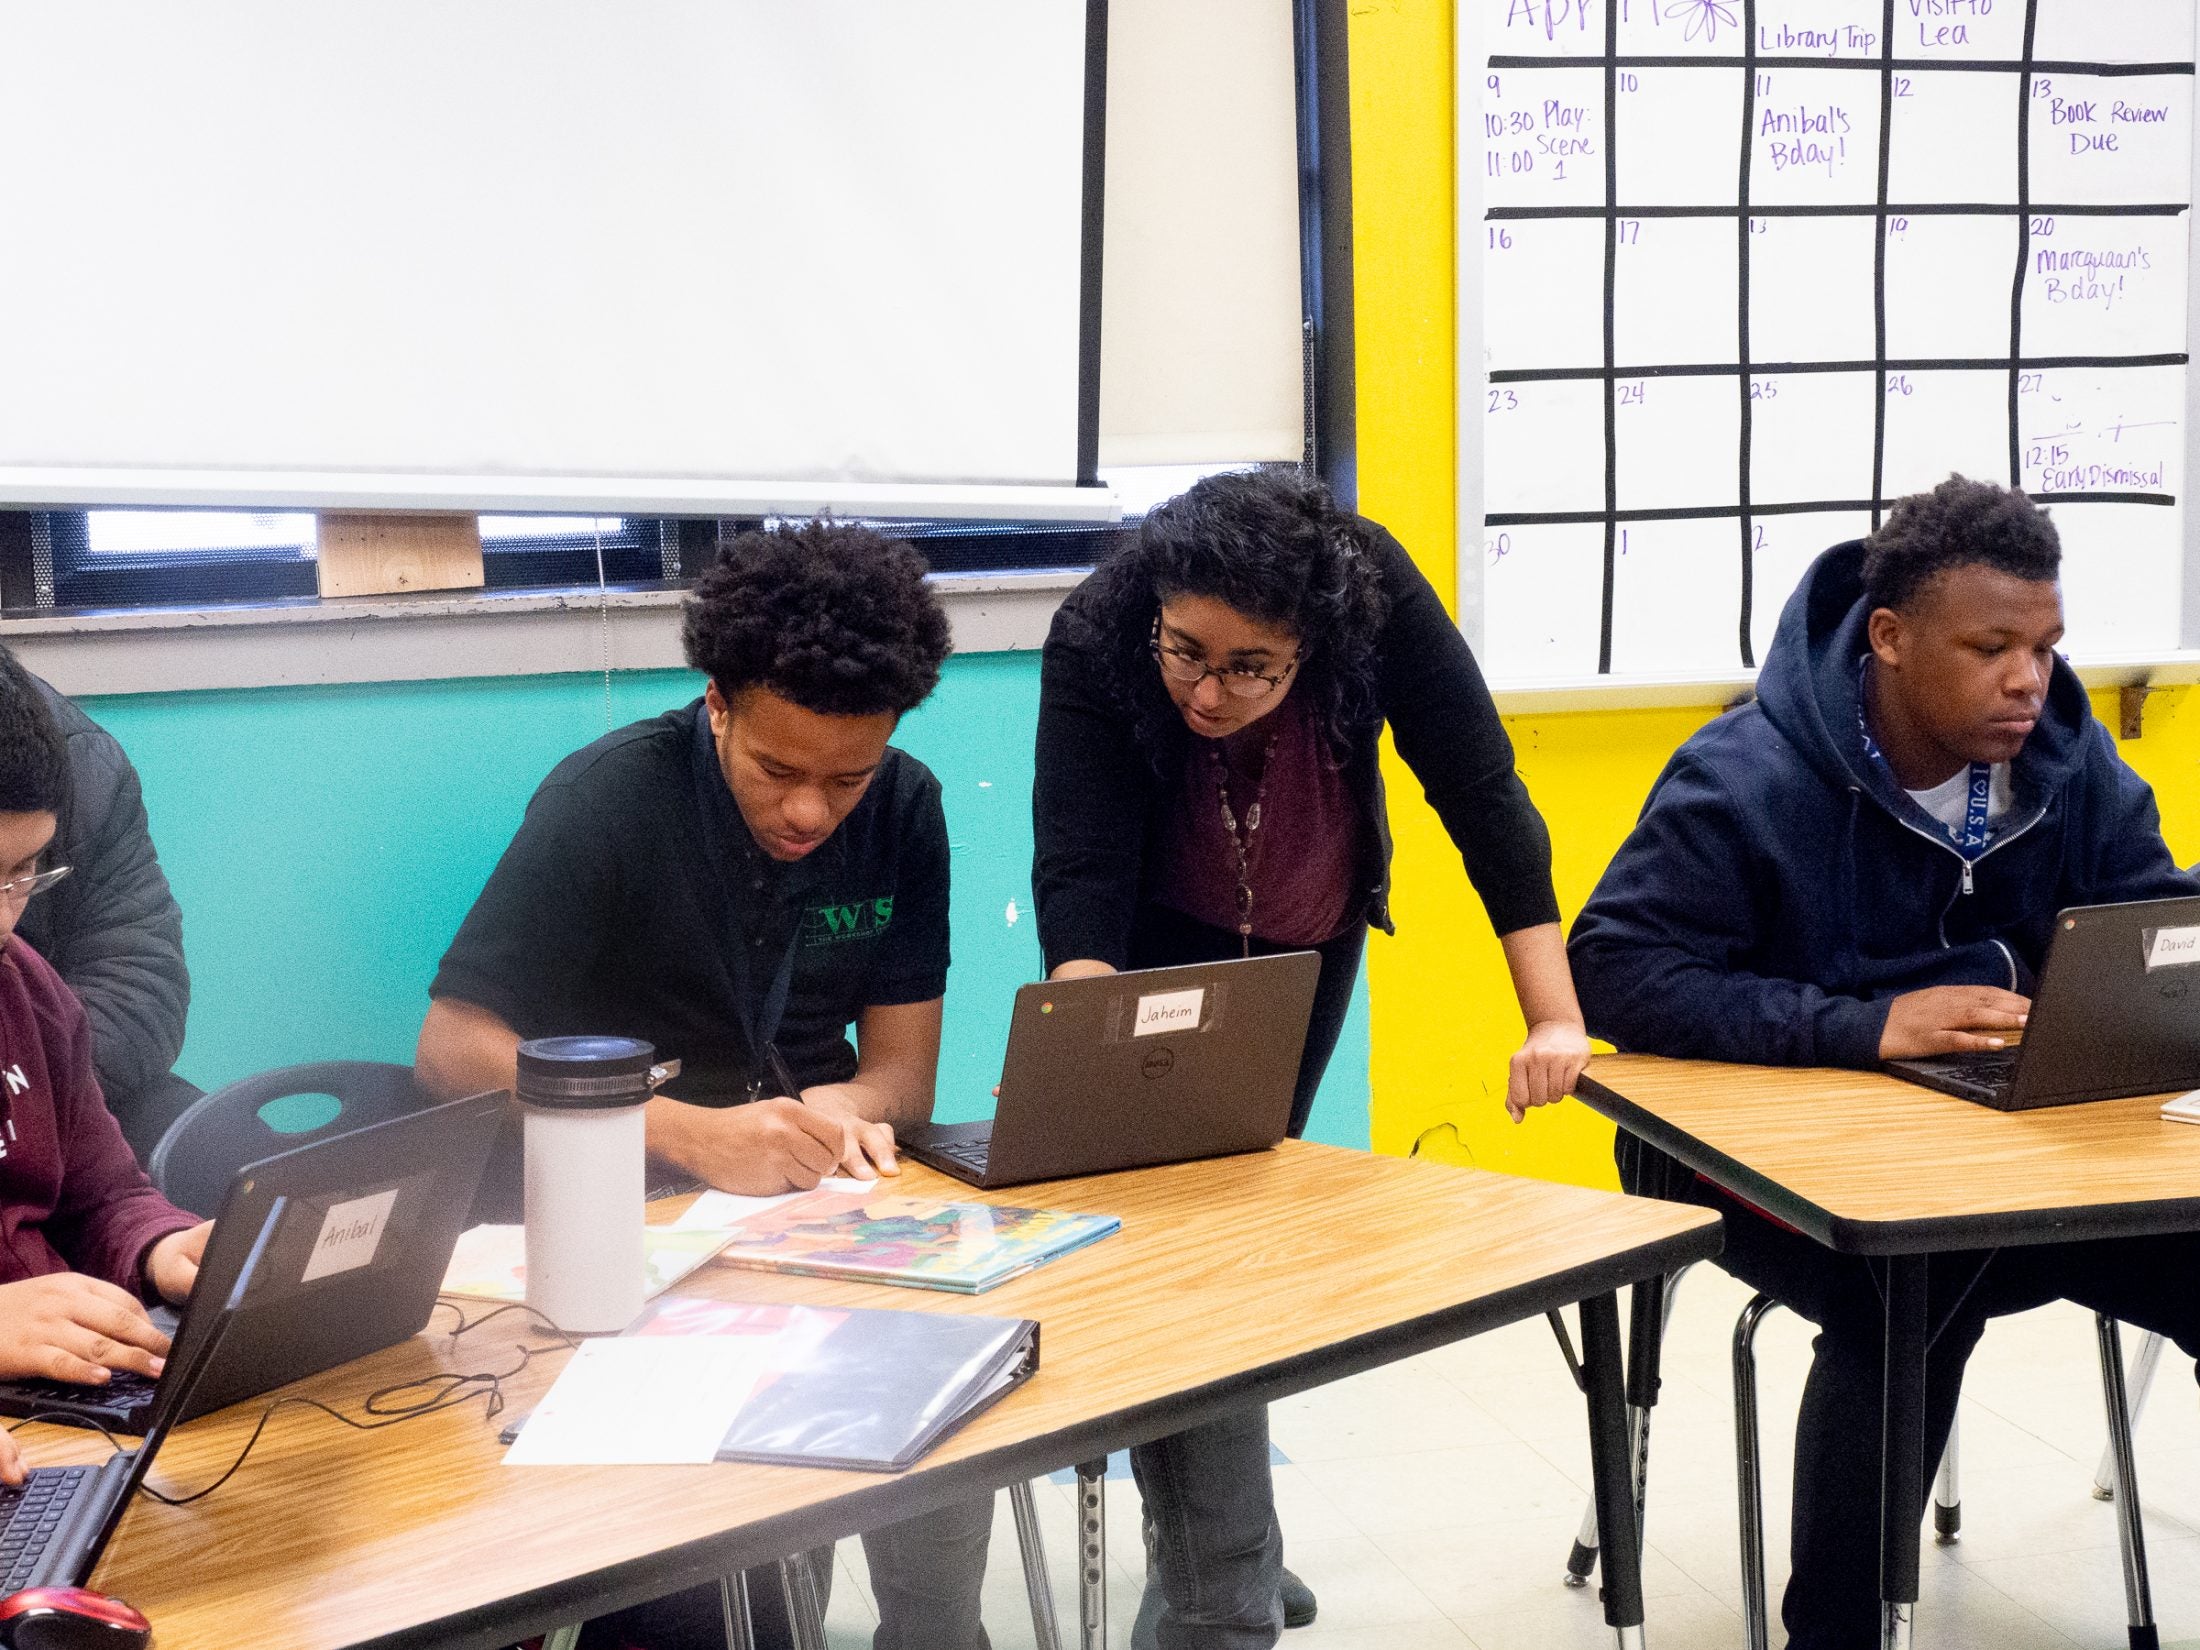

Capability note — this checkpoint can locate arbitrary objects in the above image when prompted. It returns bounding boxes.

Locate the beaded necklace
[1208,731,1279,958]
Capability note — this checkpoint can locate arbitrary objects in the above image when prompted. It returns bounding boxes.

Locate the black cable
[1,1297,585,1508]
[140,1383,509,1507]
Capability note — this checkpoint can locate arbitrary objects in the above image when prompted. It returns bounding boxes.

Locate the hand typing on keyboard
[0,1274,169,1392]
[1878,985,2031,1060]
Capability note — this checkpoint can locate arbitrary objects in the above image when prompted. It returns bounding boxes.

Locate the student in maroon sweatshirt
[0,649,205,1456]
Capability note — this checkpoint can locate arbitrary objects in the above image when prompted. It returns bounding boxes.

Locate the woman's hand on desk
[0,1273,170,1387]
[1506,1019,1593,1123]
[1878,986,2030,1058]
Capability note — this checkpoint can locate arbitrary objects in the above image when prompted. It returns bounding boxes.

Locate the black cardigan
[1031,521,1561,971]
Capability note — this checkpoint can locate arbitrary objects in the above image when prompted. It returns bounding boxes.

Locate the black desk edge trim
[1576,1070,2200,1256]
[334,1218,1722,1650]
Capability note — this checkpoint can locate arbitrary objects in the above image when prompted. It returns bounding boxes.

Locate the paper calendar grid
[1479,0,2196,678]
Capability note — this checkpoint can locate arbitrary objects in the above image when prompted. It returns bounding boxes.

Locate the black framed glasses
[1149,617,1298,700]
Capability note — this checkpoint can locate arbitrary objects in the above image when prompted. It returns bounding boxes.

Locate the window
[0,463,1271,615]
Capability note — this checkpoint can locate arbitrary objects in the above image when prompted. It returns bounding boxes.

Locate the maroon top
[0,939,194,1299]
[1152,690,1361,946]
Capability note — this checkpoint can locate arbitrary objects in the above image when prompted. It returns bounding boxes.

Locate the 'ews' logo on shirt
[802,896,894,947]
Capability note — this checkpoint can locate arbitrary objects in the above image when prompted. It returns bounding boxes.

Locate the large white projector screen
[0,2,1105,520]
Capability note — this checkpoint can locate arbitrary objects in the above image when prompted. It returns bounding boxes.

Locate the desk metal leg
[1880,1257,1927,1650]
[1566,1265,1693,1592]
[1733,1293,1779,1650]
[719,1572,756,1650]
[1565,1497,1602,1589]
[540,1629,581,1650]
[1627,1273,1667,1558]
[2096,1330,2168,1501]
[2095,1315,2160,1650]
[1011,1478,1067,1650]
[1076,1458,1109,1650]
[778,1554,827,1650]
[1933,1415,1962,1545]
[1581,1291,1648,1649]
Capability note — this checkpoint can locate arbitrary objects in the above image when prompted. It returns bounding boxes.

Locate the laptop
[0,1089,505,1434]
[900,953,1321,1188]
[0,1187,286,1596]
[1885,896,2200,1110]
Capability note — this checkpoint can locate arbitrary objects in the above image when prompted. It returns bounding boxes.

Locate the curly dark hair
[0,648,65,817]
[681,519,951,717]
[1064,468,1389,771]
[1862,474,2060,612]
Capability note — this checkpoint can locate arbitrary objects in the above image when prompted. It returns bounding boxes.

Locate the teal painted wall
[81,653,1372,1148]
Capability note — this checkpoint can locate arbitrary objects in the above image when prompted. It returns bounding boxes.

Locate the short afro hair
[681,518,950,718]
[1862,474,2060,613]
[0,648,65,817]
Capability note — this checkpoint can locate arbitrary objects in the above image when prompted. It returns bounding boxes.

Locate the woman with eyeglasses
[1030,466,1589,1647]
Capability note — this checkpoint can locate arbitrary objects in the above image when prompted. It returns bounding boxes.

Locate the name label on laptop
[1132,987,1205,1037]
[300,1186,401,1282]
[2144,925,2200,971]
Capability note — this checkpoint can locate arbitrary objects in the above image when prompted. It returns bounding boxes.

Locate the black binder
[623,1298,1040,1472]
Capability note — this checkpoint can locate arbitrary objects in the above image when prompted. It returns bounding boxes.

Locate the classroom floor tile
[797,1263,2200,1649]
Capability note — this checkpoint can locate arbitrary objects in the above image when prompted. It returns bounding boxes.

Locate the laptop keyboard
[0,1465,92,1591]
[930,1137,992,1171]
[0,1370,159,1427]
[1930,1049,2021,1085]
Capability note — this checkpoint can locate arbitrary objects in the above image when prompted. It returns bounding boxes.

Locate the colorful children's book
[705,1186,1120,1294]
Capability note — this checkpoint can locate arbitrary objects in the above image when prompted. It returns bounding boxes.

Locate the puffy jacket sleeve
[1032,599,1151,972]
[1568,747,1891,1068]
[27,707,188,1104]
[1372,530,1561,936]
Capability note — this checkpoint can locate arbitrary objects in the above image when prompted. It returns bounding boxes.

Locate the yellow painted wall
[1346,0,2200,1189]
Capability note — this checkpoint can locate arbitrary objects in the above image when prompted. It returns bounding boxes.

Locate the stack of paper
[441,1222,738,1306]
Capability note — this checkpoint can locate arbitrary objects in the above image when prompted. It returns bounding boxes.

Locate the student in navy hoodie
[1570,475,2200,1647]
[0,650,206,1419]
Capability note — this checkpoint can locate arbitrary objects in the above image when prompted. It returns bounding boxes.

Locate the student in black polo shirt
[416,520,989,1650]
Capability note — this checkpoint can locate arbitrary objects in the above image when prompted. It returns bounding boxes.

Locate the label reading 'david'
[2144,926,2200,971]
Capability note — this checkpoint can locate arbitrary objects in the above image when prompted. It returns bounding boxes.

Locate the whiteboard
[0,2,1095,519]
[1459,0,2198,686]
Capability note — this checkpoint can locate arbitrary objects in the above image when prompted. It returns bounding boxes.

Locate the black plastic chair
[147,1059,426,1217]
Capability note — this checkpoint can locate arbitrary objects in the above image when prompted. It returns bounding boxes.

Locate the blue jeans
[1128,1406,1284,1650]
[1118,908,1359,1649]
[860,1494,995,1650]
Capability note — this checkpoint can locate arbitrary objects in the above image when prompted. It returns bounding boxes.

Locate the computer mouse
[0,1588,151,1650]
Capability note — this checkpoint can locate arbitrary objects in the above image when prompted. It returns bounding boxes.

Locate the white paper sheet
[503,1336,770,1466]
[671,1177,877,1232]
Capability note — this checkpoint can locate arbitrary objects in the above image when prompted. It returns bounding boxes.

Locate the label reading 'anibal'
[300,1187,401,1283]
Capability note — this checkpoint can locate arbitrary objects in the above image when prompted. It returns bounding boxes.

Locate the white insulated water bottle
[517,1035,680,1334]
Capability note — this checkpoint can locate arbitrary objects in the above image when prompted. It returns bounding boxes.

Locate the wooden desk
[56,1142,1717,1650]
[1575,1055,2197,1649]
[1579,1054,2200,1252]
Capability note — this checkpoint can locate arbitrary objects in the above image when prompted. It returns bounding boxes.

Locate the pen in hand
[764,1041,877,1182]
[763,1041,804,1107]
